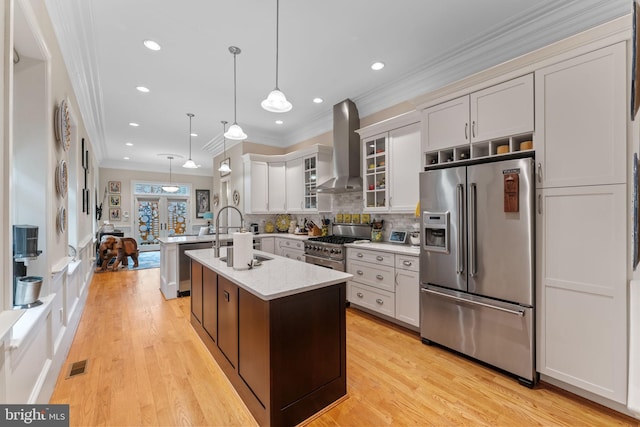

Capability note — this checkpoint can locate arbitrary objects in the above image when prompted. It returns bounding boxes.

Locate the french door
[135,196,189,251]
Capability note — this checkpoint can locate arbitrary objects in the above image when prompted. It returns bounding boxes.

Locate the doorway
[134,196,189,251]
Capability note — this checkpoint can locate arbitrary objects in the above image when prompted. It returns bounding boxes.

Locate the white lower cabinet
[260,237,275,254]
[395,255,419,327]
[274,237,305,261]
[537,184,626,403]
[346,248,419,329]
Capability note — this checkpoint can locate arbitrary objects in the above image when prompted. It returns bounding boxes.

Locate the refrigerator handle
[469,183,477,277]
[456,184,464,274]
[421,288,525,317]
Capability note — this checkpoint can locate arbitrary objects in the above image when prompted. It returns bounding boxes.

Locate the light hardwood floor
[50,268,638,426]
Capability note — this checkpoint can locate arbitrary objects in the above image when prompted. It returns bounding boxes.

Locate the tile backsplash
[244,192,419,242]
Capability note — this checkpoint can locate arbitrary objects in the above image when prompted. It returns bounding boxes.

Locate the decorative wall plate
[56,99,71,151]
[55,159,68,197]
[233,189,240,206]
[57,206,67,234]
[275,214,291,232]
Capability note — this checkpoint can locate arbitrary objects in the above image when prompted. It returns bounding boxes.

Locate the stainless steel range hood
[316,99,361,193]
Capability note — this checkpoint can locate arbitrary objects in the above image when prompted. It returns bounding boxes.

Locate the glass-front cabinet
[304,156,318,210]
[364,134,388,210]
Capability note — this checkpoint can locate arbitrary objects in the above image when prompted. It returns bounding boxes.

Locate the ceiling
[44,0,628,176]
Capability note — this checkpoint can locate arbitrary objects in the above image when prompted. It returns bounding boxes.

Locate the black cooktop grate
[307,236,359,245]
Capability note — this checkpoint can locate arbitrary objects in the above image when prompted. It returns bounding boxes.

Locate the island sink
[219,254,273,263]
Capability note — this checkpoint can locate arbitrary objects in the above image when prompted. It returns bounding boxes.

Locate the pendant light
[218,120,232,174]
[224,46,248,140]
[182,113,198,169]
[162,156,180,192]
[261,0,292,113]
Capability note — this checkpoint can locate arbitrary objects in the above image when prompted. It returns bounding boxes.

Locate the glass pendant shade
[162,185,179,192]
[182,159,197,169]
[261,89,292,113]
[218,162,232,173]
[224,123,247,140]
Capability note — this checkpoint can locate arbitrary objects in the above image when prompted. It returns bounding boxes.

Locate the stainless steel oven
[304,224,372,271]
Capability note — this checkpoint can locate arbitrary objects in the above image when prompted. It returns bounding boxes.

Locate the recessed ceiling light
[136,86,150,93]
[275,120,283,125]
[371,62,385,71]
[313,98,323,104]
[143,40,161,51]
[123,156,130,160]
[190,133,198,137]
[129,122,139,127]
[125,142,133,146]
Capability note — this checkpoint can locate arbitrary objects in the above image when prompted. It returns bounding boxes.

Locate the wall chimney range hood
[317,99,361,193]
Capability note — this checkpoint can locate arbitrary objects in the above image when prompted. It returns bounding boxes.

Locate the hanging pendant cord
[233,53,238,123]
[275,0,280,89]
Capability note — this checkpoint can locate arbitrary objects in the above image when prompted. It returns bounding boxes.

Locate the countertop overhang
[185,248,352,300]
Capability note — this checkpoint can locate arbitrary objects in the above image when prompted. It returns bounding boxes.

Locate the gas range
[304,236,358,261]
[303,224,372,271]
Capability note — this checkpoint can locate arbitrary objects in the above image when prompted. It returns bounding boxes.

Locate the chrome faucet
[214,205,244,257]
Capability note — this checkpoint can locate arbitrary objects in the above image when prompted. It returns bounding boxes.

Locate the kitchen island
[186,248,352,426]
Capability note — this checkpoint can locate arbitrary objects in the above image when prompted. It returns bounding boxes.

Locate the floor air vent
[66,360,88,378]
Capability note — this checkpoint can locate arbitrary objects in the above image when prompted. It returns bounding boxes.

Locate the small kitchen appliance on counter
[13,225,43,308]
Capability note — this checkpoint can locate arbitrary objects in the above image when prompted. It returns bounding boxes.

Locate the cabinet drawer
[347,259,395,292]
[348,281,395,317]
[278,238,304,251]
[347,248,394,266]
[395,255,419,272]
[281,247,305,262]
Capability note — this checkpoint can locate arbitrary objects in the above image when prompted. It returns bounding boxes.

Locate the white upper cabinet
[243,160,269,214]
[242,144,332,215]
[268,162,286,212]
[470,74,534,142]
[358,112,421,213]
[389,122,421,212]
[285,157,303,212]
[534,43,626,188]
[422,95,470,151]
[421,73,534,155]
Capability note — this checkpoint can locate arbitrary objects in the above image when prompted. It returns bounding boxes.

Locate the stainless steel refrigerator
[419,154,536,386]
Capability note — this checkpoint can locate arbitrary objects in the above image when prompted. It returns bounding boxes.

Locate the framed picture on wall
[109,194,121,207]
[108,180,121,194]
[219,158,230,177]
[109,208,121,222]
[196,189,210,218]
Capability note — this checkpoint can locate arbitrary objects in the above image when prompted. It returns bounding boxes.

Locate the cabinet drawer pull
[538,194,542,215]
[357,253,363,258]
[376,298,384,305]
[357,270,364,275]
[357,292,364,298]
[537,162,542,183]
[465,123,468,139]
[376,255,383,261]
[223,290,230,302]
[402,260,412,266]
[376,274,384,280]
[472,120,476,138]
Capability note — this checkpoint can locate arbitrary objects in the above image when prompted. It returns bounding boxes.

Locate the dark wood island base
[190,261,347,426]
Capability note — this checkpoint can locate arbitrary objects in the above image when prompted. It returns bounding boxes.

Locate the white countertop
[254,233,310,241]
[344,242,420,256]
[185,248,352,301]
[158,234,233,244]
